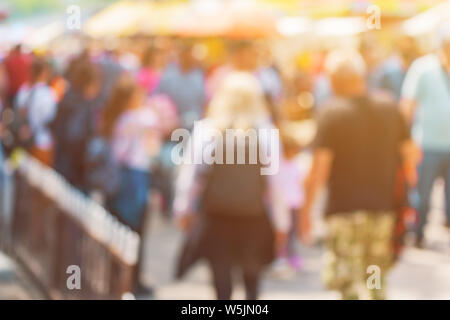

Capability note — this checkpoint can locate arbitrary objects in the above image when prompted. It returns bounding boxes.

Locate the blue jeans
[108,167,150,231]
[415,150,450,238]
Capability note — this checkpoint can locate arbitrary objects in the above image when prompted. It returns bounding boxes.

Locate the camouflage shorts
[322,210,396,300]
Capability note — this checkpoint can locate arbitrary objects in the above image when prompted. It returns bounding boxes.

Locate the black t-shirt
[313,95,410,216]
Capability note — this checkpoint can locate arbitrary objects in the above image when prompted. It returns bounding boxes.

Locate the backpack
[201,135,267,218]
[84,135,121,196]
[52,90,95,145]
[2,88,37,153]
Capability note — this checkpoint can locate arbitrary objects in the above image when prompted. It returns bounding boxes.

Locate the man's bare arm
[299,148,333,243]
[399,98,417,125]
[400,139,421,187]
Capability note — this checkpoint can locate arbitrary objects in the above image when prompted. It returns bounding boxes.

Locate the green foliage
[8,0,61,15]
[4,0,116,18]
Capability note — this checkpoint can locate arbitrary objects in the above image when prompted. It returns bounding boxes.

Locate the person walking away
[300,50,415,300]
[270,132,305,277]
[156,41,205,131]
[174,72,290,300]
[256,44,284,122]
[3,45,31,108]
[360,34,420,102]
[136,45,166,95]
[52,61,100,191]
[401,30,450,247]
[102,74,161,296]
[65,49,90,87]
[15,58,57,165]
[96,49,124,111]
[154,41,204,215]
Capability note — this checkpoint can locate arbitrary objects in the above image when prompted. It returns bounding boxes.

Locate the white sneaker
[269,257,296,280]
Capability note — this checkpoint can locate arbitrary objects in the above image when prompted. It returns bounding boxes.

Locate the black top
[313,95,410,216]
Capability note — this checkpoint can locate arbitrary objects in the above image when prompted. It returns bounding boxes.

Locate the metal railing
[1,151,140,299]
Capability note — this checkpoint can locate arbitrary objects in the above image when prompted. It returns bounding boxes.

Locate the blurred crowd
[0,28,449,300]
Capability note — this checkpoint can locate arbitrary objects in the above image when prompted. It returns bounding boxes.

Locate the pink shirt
[277,157,305,210]
[136,68,161,94]
[112,106,161,171]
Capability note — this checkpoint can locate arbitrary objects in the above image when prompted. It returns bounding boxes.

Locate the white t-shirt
[402,54,450,151]
[16,82,57,149]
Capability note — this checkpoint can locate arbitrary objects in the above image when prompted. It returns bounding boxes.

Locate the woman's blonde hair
[207,72,269,130]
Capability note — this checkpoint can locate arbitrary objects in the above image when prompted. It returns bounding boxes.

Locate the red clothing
[4,52,31,97]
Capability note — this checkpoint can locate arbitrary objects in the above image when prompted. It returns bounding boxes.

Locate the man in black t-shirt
[299,50,415,300]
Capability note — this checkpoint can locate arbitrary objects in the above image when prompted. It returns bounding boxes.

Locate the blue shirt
[157,63,205,130]
[369,56,405,101]
[402,54,450,151]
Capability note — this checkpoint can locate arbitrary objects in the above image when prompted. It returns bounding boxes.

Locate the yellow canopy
[262,0,445,18]
[85,0,446,38]
[84,1,150,38]
[85,0,189,38]
[85,0,281,38]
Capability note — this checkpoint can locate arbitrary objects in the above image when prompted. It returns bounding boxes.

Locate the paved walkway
[141,216,450,300]
[0,252,42,299]
[141,182,450,300]
[1,182,449,300]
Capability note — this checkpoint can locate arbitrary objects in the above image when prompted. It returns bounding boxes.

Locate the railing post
[8,152,141,299]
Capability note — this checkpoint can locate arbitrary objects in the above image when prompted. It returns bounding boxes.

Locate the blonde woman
[174,72,290,300]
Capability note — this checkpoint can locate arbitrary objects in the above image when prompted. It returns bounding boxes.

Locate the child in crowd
[271,131,306,277]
